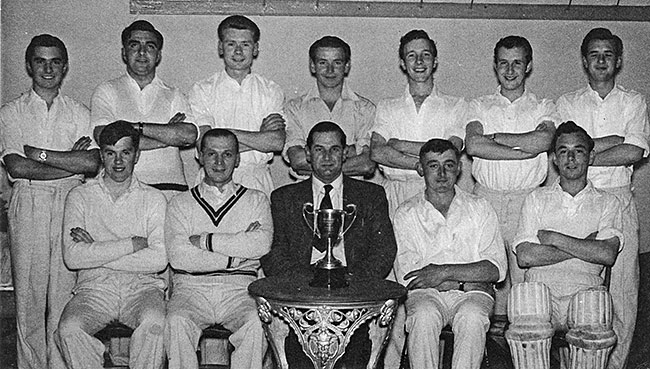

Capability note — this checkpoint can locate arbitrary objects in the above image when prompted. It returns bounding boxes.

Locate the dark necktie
[320,184,333,210]
[314,184,333,252]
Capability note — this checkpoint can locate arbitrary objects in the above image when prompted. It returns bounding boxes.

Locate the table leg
[367,299,398,369]
[256,297,290,369]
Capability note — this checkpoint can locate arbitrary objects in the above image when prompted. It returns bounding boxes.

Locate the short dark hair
[581,28,623,58]
[306,121,347,148]
[494,35,533,64]
[399,30,437,61]
[309,36,351,63]
[121,20,163,50]
[200,128,239,152]
[99,121,140,149]
[218,15,260,43]
[552,121,595,153]
[419,138,460,161]
[25,34,68,64]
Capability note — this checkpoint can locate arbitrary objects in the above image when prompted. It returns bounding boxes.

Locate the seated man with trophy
[506,121,623,369]
[261,120,397,368]
[393,138,507,369]
[164,128,272,369]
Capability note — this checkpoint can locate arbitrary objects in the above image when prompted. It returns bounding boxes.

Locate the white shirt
[557,84,650,188]
[284,82,375,160]
[0,89,93,183]
[63,174,168,288]
[512,179,624,284]
[91,74,193,186]
[468,88,559,190]
[393,186,507,286]
[373,85,467,180]
[310,175,347,265]
[189,70,284,168]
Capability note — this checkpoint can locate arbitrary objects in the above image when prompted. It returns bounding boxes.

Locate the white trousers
[55,281,166,369]
[405,289,494,369]
[602,187,638,369]
[164,276,267,369]
[9,179,79,369]
[474,184,536,316]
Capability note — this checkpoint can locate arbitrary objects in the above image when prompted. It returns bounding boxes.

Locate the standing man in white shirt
[164,128,271,369]
[465,36,558,316]
[56,121,168,369]
[371,30,467,367]
[91,20,198,200]
[371,29,466,217]
[284,36,376,180]
[394,138,507,369]
[0,34,100,369]
[189,15,285,196]
[556,27,650,369]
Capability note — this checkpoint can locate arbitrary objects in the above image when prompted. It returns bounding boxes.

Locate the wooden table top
[249,276,406,305]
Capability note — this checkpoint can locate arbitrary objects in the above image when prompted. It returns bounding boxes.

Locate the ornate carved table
[249,276,406,369]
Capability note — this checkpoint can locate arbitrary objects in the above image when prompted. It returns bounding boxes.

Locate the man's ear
[121,48,128,64]
[588,150,596,166]
[551,151,558,168]
[217,41,224,57]
[252,42,259,58]
[305,146,312,164]
[235,152,241,168]
[344,61,351,75]
[525,60,532,74]
[198,150,205,167]
[432,57,439,70]
[342,145,349,163]
[134,149,141,165]
[155,49,162,67]
[25,61,33,77]
[309,59,316,75]
[416,161,424,177]
[615,56,623,70]
[399,58,406,72]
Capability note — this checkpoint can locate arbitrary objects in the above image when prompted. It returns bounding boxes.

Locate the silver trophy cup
[303,203,357,288]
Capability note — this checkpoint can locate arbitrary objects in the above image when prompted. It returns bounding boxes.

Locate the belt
[148,183,189,192]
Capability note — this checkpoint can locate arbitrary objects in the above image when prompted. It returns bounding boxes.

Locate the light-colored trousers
[9,179,79,369]
[55,280,166,369]
[405,289,494,369]
[474,184,536,316]
[602,186,638,369]
[164,275,267,369]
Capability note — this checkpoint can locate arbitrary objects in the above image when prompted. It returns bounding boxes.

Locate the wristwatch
[38,150,47,162]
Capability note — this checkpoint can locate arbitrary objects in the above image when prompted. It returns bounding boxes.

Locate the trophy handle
[341,204,357,236]
[302,203,317,236]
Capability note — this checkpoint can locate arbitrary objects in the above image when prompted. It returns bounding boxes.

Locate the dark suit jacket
[261,176,397,280]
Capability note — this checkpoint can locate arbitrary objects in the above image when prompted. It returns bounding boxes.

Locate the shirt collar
[404,84,439,102]
[97,171,142,197]
[125,73,164,91]
[200,179,237,198]
[303,82,359,103]
[27,88,61,107]
[217,69,253,87]
[311,174,344,195]
[551,177,597,199]
[585,83,622,101]
[496,85,529,104]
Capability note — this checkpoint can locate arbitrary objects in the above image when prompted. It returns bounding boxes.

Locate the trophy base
[309,267,348,289]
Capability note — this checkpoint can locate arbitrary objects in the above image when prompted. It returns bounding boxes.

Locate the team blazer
[261,175,397,280]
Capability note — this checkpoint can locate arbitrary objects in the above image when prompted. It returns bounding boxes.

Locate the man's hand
[537,229,561,246]
[189,235,201,248]
[23,145,41,161]
[70,227,94,243]
[404,264,450,290]
[246,221,261,232]
[71,136,93,151]
[168,112,186,125]
[131,236,149,252]
[260,113,286,132]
